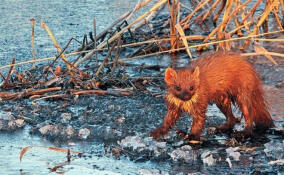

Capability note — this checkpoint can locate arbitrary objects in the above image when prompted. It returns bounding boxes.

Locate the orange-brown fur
[150,52,274,140]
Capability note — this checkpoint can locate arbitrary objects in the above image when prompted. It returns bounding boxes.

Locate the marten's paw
[176,130,200,142]
[215,124,234,134]
[150,128,167,140]
[232,129,260,141]
[215,117,241,134]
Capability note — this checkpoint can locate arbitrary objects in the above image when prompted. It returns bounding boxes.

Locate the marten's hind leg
[215,97,239,133]
[234,104,254,139]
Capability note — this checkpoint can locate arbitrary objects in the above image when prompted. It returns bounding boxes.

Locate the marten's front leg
[188,112,206,140]
[150,102,181,140]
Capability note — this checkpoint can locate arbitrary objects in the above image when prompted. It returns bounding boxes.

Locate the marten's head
[165,67,200,101]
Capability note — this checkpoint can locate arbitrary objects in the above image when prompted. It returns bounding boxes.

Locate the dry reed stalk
[175,23,192,58]
[254,44,278,65]
[220,0,233,31]
[201,0,222,22]
[213,0,226,22]
[280,0,284,14]
[104,30,284,64]
[272,3,284,30]
[95,41,117,76]
[216,32,232,51]
[203,0,252,43]
[80,11,131,51]
[242,51,284,58]
[30,18,36,69]
[180,0,211,29]
[71,89,132,96]
[93,18,98,63]
[111,37,122,75]
[75,0,167,67]
[1,29,283,71]
[254,38,284,41]
[168,0,180,53]
[20,146,81,163]
[32,94,67,102]
[127,0,152,21]
[41,20,72,74]
[240,8,251,34]
[240,0,261,25]
[0,87,62,100]
[252,0,279,35]
[133,9,158,31]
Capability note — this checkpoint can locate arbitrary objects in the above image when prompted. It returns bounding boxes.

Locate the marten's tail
[250,87,274,131]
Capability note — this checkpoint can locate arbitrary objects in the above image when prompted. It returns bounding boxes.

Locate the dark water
[0,0,155,70]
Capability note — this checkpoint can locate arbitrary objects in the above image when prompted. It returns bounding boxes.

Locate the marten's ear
[165,68,177,85]
[192,66,200,79]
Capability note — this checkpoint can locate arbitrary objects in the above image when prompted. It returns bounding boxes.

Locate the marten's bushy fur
[151,52,274,140]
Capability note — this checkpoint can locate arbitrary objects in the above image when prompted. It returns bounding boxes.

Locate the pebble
[202,154,216,166]
[78,128,91,139]
[138,169,169,175]
[0,112,15,121]
[226,147,241,161]
[65,125,75,139]
[169,145,198,163]
[39,124,53,135]
[201,151,216,166]
[60,113,72,123]
[118,135,146,150]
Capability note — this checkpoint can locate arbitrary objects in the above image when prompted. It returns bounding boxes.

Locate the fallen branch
[0,87,62,101]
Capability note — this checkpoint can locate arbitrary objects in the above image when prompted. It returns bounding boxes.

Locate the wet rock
[264,140,284,159]
[14,119,25,127]
[201,151,216,166]
[8,119,25,130]
[118,135,146,150]
[169,145,198,163]
[60,113,72,123]
[78,128,91,139]
[50,124,62,136]
[138,169,169,175]
[0,121,4,130]
[115,116,125,125]
[268,159,284,165]
[226,147,241,161]
[118,136,168,158]
[226,157,232,168]
[65,125,75,139]
[39,124,53,135]
[0,112,15,121]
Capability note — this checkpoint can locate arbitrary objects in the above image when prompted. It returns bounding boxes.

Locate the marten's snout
[179,90,192,101]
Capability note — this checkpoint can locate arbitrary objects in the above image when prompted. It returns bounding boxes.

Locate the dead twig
[3,58,16,88]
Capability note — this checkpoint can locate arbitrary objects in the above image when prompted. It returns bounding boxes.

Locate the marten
[150,52,274,141]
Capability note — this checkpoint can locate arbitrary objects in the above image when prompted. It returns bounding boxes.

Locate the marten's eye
[189,86,194,91]
[175,86,181,91]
